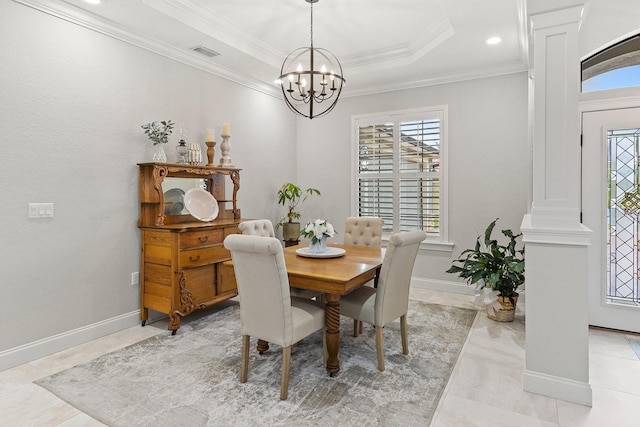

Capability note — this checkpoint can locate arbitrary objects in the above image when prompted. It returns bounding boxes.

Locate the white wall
[580,0,640,58]
[0,2,295,362]
[295,72,530,290]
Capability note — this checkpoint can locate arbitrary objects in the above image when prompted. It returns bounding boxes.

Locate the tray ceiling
[18,0,529,97]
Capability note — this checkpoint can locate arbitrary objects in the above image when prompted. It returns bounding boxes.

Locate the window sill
[419,240,455,252]
[381,236,454,252]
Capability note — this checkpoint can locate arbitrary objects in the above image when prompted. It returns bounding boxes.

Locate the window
[352,107,448,243]
[582,34,640,92]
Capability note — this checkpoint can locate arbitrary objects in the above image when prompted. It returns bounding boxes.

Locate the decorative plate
[183,188,219,222]
[295,247,346,258]
[163,188,185,215]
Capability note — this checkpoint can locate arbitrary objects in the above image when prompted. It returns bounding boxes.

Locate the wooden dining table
[221,243,384,376]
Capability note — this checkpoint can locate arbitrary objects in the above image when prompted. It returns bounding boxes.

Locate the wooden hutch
[137,162,244,334]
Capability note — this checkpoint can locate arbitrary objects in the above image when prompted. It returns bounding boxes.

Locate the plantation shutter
[356,114,442,236]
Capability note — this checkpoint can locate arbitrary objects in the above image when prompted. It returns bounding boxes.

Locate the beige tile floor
[1,289,639,426]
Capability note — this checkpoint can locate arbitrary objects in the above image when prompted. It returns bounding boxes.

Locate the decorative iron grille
[608,128,640,305]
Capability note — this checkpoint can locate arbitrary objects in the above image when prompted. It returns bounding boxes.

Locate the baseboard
[411,277,476,295]
[523,369,592,406]
[1,281,473,372]
[0,311,151,372]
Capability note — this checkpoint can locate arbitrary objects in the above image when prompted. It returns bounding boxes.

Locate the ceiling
[23,0,529,97]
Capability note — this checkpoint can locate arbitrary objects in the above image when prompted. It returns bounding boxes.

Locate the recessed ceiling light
[84,0,101,5]
[486,37,502,45]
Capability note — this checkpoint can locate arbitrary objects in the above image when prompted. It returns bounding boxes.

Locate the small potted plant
[142,120,174,162]
[446,218,525,322]
[300,219,336,253]
[275,183,321,242]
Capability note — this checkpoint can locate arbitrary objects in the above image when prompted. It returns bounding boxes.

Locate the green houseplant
[141,120,174,145]
[142,120,174,163]
[276,183,321,242]
[446,218,525,321]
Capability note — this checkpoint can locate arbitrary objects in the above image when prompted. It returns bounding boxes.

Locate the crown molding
[147,0,455,72]
[13,0,280,97]
[342,15,455,70]
[342,61,528,98]
[144,0,285,68]
[13,0,530,100]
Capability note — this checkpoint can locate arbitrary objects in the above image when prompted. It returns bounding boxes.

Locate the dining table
[221,243,385,376]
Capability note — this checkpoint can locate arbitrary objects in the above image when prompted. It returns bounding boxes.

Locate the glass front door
[582,107,640,333]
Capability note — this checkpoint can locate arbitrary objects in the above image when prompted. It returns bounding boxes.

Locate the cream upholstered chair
[238,219,321,300]
[340,229,426,372]
[223,234,325,400]
[238,219,276,237]
[343,217,384,247]
[344,217,384,334]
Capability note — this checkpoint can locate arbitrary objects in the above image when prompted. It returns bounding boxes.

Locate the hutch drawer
[180,229,224,249]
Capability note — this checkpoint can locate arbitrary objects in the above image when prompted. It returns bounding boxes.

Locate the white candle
[222,122,230,135]
[206,128,214,142]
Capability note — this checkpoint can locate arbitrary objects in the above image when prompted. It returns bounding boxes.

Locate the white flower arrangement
[300,219,336,244]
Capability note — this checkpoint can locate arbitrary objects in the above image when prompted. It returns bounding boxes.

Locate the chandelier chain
[310,1,314,48]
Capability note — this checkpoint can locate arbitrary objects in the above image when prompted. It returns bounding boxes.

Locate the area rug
[36,300,476,426]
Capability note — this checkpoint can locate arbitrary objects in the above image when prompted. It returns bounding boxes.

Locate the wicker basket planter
[487,293,519,322]
[282,222,300,241]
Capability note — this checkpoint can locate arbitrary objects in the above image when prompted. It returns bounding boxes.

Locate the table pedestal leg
[324,293,341,376]
[256,339,269,354]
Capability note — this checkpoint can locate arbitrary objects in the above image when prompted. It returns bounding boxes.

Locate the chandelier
[277,0,346,119]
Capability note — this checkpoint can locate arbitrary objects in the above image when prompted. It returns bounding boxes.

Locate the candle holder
[188,143,202,165]
[205,141,216,166]
[218,134,233,167]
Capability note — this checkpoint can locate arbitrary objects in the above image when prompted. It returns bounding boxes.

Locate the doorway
[582,107,640,333]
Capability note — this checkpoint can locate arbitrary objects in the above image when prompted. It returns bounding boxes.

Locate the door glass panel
[608,128,640,306]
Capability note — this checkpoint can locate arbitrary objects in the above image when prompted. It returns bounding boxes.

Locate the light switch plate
[28,203,54,218]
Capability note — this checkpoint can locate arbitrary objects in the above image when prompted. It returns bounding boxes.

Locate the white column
[521,4,593,406]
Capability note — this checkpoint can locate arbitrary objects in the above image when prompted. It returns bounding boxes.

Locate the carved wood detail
[153,165,169,226]
[171,271,206,331]
[138,162,242,227]
[230,170,240,219]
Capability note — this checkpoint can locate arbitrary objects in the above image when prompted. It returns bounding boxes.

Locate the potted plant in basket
[275,183,321,242]
[446,218,525,322]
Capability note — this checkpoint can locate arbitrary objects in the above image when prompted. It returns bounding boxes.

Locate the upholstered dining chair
[344,217,384,337]
[223,234,325,400]
[238,218,277,237]
[238,219,321,301]
[340,229,426,372]
[343,216,384,247]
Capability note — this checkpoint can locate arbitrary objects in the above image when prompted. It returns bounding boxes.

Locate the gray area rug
[627,337,640,360]
[37,300,476,426]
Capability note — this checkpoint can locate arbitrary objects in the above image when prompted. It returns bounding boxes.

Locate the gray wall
[0,2,296,356]
[296,73,530,290]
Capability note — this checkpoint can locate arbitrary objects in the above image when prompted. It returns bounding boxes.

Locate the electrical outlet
[131,272,139,286]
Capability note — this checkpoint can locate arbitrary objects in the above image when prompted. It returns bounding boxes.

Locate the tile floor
[1,289,639,426]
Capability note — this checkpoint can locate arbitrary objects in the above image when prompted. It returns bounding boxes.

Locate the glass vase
[153,144,167,163]
[308,236,327,253]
